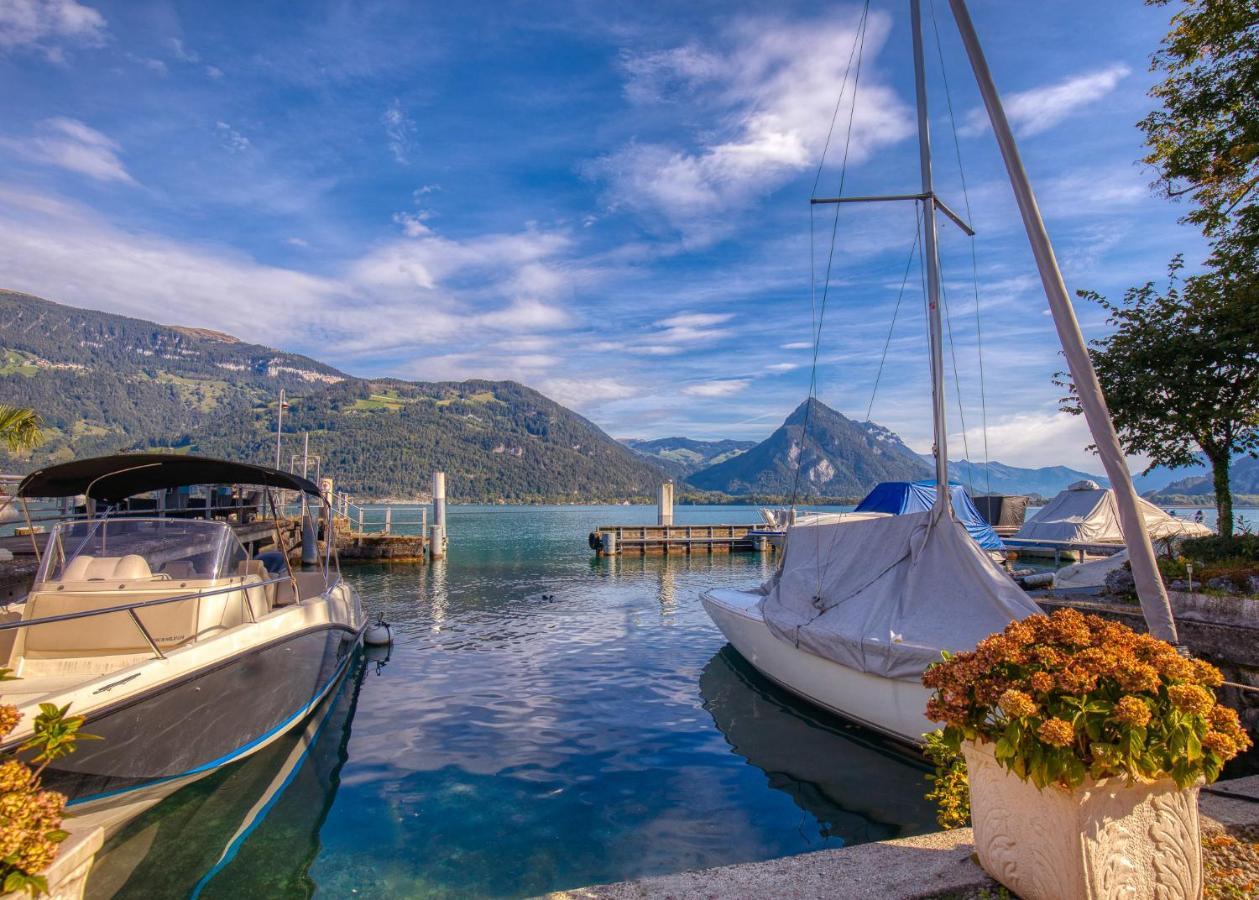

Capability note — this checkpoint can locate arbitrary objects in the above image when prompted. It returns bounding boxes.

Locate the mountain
[686,398,931,498]
[0,291,662,502]
[622,437,757,479]
[1145,456,1259,500]
[943,459,1107,498]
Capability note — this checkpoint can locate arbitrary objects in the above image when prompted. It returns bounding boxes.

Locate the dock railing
[331,493,428,536]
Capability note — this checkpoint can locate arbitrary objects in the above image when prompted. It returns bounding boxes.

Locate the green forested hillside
[0,291,662,501]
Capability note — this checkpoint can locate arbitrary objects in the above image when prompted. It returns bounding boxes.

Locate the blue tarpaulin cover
[855,480,1004,551]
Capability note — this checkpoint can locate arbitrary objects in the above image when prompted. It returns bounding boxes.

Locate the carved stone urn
[962,740,1202,900]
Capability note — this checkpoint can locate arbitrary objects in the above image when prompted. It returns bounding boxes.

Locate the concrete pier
[590,524,770,557]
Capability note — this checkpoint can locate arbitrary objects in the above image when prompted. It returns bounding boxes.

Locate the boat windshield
[35,518,250,586]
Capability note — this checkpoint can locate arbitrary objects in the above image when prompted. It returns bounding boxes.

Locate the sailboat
[701,0,1183,745]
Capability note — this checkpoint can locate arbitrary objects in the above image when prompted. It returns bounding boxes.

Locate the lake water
[86,505,938,898]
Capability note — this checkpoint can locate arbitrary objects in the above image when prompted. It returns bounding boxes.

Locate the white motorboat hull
[701,587,933,746]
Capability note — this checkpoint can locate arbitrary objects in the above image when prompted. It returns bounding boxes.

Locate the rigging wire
[864,205,923,424]
[929,0,992,496]
[791,0,872,508]
[940,266,976,496]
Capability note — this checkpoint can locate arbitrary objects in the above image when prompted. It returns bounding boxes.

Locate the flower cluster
[0,673,80,896]
[923,609,1251,791]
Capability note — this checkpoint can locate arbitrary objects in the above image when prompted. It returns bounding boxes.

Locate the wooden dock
[589,524,772,557]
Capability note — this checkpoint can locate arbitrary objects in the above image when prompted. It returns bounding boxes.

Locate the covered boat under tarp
[760,507,1041,682]
[972,494,1029,536]
[1014,480,1213,544]
[855,480,1004,551]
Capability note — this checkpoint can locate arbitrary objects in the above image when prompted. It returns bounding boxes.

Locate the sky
[0,0,1211,471]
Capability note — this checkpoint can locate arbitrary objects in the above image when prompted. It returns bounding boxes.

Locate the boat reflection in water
[699,646,937,845]
[87,645,380,899]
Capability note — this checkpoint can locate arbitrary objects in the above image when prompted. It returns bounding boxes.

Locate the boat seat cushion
[60,555,153,582]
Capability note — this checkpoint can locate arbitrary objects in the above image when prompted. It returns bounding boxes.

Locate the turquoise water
[87,505,937,898]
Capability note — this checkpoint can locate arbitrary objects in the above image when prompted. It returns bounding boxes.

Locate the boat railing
[0,571,323,661]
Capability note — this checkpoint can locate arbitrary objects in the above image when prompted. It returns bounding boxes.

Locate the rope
[791,0,871,507]
[929,0,991,496]
[865,206,923,423]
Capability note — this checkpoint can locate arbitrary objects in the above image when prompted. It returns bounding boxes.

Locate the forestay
[759,506,1041,682]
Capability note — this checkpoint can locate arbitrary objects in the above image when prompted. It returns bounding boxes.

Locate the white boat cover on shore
[758,505,1041,682]
[1015,482,1213,544]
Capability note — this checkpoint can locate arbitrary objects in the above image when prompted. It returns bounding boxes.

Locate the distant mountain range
[0,291,662,502]
[685,399,930,497]
[1145,455,1259,500]
[621,437,757,479]
[940,459,1107,499]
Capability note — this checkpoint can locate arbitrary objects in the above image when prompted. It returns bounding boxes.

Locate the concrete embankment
[547,775,1259,900]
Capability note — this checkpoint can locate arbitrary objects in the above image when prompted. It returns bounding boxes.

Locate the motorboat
[0,453,364,833]
[87,646,373,898]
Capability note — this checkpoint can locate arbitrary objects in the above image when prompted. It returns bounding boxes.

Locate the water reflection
[88,651,368,899]
[699,646,936,844]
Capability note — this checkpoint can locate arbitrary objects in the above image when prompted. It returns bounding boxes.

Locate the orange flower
[1192,658,1224,688]
[1112,696,1152,728]
[1037,717,1075,748]
[1203,731,1236,755]
[1115,662,1160,694]
[0,706,18,741]
[1168,683,1215,716]
[1029,671,1054,694]
[997,689,1037,719]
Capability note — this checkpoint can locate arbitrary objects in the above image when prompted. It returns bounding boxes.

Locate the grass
[349,391,408,412]
[0,350,41,377]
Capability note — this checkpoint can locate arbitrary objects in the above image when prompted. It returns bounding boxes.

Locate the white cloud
[682,379,750,398]
[766,362,798,373]
[781,340,812,350]
[0,0,106,60]
[0,184,588,365]
[963,64,1131,137]
[382,99,416,164]
[0,118,134,183]
[215,121,251,153]
[591,13,913,237]
[285,236,309,248]
[600,310,735,356]
[952,411,1102,471]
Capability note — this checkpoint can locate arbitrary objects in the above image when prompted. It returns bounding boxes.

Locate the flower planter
[962,739,1202,900]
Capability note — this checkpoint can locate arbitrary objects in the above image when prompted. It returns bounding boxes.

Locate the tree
[1063,258,1259,538]
[0,406,42,454]
[1140,0,1259,258]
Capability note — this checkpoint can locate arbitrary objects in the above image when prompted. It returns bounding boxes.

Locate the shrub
[1181,534,1259,564]
[0,670,94,896]
[922,609,1250,794]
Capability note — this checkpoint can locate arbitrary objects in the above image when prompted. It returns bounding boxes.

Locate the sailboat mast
[945,0,1180,644]
[909,0,951,512]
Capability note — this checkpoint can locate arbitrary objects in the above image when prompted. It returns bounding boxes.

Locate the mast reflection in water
[699,646,937,845]
[87,646,376,899]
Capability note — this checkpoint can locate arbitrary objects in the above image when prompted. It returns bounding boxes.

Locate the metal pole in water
[946,0,1178,644]
[910,0,952,513]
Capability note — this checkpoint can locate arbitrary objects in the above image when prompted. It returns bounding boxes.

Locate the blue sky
[0,0,1209,470]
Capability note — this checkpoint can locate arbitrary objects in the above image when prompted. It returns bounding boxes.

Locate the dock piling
[657,481,674,526]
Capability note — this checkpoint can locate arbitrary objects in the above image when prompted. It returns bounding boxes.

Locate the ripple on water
[89,505,938,899]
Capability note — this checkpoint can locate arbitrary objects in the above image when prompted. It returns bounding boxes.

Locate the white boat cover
[1053,549,1129,590]
[758,505,1042,682]
[1015,483,1213,544]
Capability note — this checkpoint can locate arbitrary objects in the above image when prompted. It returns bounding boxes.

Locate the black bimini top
[18,453,322,501]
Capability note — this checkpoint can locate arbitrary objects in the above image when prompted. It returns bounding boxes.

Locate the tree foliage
[1140,0,1259,255]
[0,407,42,454]
[1065,257,1259,537]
